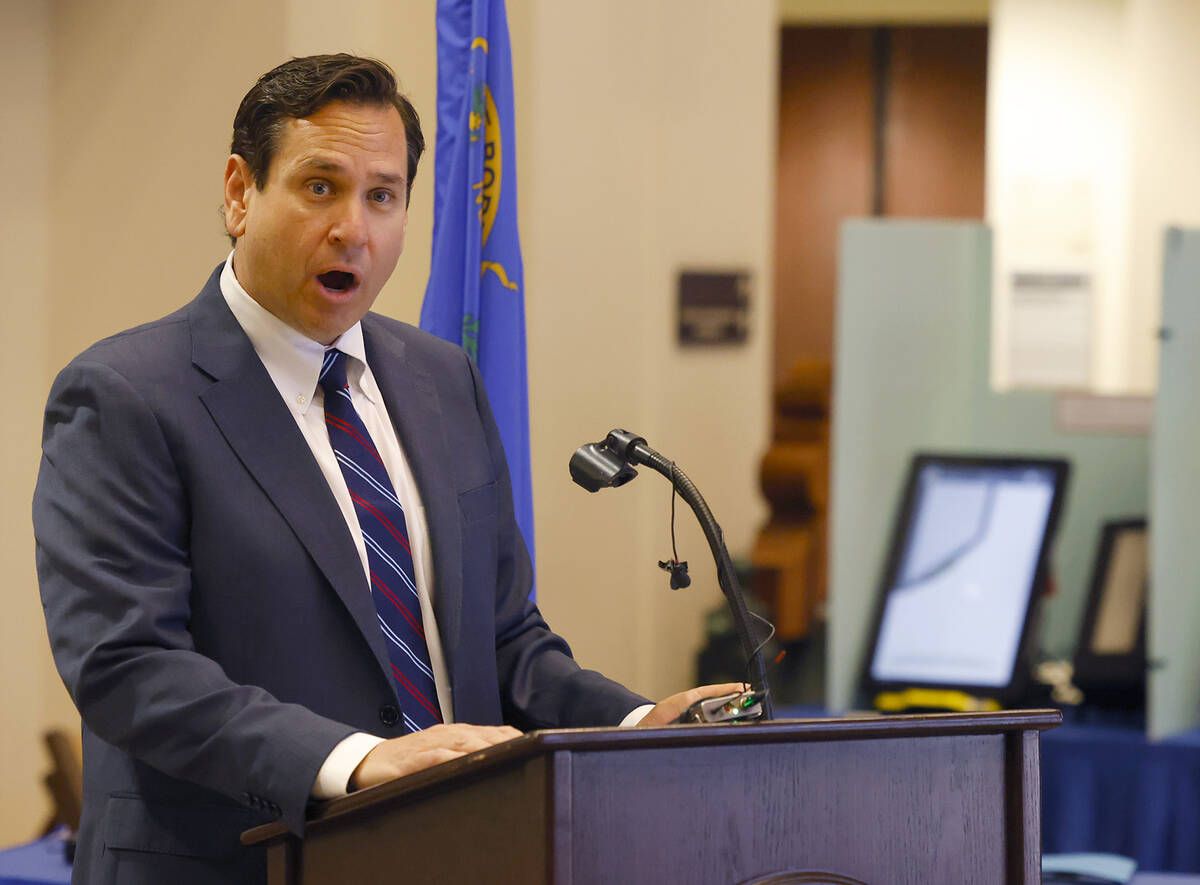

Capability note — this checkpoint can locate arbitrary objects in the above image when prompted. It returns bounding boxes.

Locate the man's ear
[224,155,254,239]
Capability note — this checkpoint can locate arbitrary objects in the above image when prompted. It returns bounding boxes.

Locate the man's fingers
[428,723,522,752]
[681,683,748,707]
[350,723,524,790]
[454,723,522,741]
[416,747,464,768]
[637,683,753,727]
[445,729,510,754]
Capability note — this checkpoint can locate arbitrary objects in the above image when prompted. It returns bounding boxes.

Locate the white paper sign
[1008,270,1092,388]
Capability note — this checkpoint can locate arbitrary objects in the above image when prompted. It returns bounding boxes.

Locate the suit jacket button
[379,704,400,727]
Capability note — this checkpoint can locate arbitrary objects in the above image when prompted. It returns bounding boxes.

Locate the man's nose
[328,197,368,248]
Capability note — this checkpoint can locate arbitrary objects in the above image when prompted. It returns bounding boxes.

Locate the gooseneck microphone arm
[569,429,774,719]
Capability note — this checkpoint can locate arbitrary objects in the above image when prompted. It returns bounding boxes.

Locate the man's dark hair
[231,54,425,204]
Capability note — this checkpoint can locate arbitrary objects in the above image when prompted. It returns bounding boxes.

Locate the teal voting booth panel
[1149,228,1200,739]
[829,220,983,712]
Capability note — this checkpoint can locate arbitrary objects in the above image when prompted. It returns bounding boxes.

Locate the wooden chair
[753,358,831,640]
[41,729,83,836]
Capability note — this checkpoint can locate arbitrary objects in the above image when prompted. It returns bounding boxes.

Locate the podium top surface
[244,708,1060,847]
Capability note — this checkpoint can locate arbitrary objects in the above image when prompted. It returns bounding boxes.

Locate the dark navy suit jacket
[33,266,646,884]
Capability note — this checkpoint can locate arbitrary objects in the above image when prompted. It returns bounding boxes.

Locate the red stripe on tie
[391,664,441,721]
[324,413,384,465]
[370,571,425,638]
[350,493,413,555]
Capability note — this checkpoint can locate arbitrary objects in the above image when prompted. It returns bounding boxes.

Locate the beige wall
[48,0,286,370]
[1126,0,1200,391]
[0,0,66,845]
[986,0,1131,391]
[2,0,775,842]
[522,0,775,694]
[987,0,1200,393]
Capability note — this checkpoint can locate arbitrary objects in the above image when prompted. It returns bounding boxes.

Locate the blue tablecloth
[0,829,72,885]
[1042,721,1200,873]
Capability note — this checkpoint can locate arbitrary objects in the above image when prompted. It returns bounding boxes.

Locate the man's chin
[310,323,354,347]
[300,309,370,346]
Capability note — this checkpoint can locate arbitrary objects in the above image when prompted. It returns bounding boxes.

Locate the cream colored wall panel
[48,0,289,371]
[1126,0,1200,393]
[986,0,1131,393]
[0,0,57,848]
[524,0,664,693]
[525,0,774,699]
[637,1,776,694]
[988,0,1200,394]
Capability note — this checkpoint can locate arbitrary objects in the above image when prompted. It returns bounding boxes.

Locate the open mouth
[317,270,358,293]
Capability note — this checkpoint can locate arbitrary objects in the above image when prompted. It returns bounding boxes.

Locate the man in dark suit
[34,55,738,884]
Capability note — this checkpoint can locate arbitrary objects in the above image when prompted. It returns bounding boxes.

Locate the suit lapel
[363,318,464,688]
[187,271,397,695]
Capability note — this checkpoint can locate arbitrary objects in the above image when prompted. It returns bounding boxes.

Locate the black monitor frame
[858,453,1071,707]
[1072,518,1148,709]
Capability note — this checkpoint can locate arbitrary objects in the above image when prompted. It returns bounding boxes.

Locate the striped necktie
[318,348,441,732]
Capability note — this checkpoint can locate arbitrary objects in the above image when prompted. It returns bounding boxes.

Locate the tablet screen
[869,459,1062,688]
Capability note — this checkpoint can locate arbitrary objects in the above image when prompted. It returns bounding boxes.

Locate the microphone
[567,429,661,492]
[568,441,638,493]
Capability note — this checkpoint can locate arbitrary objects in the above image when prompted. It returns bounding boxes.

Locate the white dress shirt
[220,254,650,799]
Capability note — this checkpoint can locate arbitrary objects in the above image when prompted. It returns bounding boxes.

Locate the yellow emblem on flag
[481,261,518,290]
[472,86,502,246]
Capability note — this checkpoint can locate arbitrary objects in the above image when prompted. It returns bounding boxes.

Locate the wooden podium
[244,710,1059,885]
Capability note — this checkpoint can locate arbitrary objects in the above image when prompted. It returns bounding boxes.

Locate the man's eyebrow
[295,157,344,173]
[294,156,406,185]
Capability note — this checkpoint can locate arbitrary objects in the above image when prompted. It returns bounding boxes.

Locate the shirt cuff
[619,704,656,728]
[311,732,386,799]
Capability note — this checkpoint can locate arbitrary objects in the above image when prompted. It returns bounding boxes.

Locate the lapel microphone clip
[657,558,691,589]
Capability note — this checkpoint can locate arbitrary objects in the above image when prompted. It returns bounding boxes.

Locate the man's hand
[636,683,749,727]
[349,723,523,791]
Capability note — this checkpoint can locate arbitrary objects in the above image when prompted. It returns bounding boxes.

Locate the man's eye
[309,181,330,196]
[369,189,393,204]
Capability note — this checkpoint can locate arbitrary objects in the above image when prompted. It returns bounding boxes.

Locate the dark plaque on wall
[677,270,750,346]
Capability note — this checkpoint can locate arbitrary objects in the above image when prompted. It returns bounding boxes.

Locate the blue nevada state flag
[421,0,535,591]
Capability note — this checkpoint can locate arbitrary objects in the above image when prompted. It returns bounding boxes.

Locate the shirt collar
[219,251,378,413]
